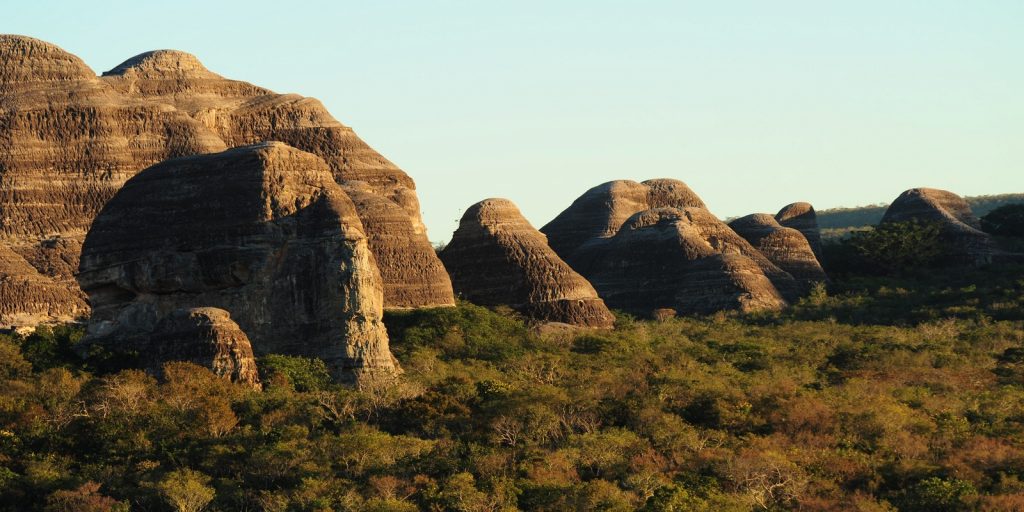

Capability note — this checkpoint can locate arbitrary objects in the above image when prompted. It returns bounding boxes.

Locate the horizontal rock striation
[1,244,88,330]
[540,179,707,268]
[729,213,828,290]
[78,143,396,381]
[775,202,823,260]
[440,199,614,328]
[150,307,261,388]
[582,208,789,315]
[880,188,998,265]
[0,35,453,328]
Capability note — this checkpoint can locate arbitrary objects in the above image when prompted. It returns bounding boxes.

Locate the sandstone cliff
[880,188,997,265]
[440,199,614,328]
[1,244,88,330]
[0,35,452,330]
[150,307,261,388]
[776,202,823,259]
[78,143,395,381]
[729,213,828,290]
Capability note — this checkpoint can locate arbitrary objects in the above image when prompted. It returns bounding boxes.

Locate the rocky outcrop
[77,143,395,382]
[776,202,823,259]
[150,308,260,388]
[540,179,707,267]
[729,213,828,290]
[0,35,453,329]
[1,245,88,330]
[880,188,997,265]
[440,199,614,328]
[342,181,454,308]
[582,208,789,315]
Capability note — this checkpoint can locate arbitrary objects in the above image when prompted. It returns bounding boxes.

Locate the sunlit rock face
[0,36,452,329]
[78,143,396,382]
[776,202,823,260]
[440,198,615,328]
[149,307,261,388]
[729,213,828,291]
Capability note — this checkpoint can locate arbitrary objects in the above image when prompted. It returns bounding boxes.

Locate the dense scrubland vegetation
[2,212,1024,511]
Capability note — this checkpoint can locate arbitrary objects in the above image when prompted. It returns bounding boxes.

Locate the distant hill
[818,193,1024,239]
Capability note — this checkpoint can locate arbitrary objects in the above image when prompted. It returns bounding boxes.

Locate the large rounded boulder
[880,188,997,265]
[729,213,828,290]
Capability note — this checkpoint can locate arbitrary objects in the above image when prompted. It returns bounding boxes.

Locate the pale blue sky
[7,1,1023,242]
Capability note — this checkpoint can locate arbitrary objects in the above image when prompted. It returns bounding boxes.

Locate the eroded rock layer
[880,188,997,265]
[440,199,614,328]
[729,213,828,290]
[150,308,261,388]
[1,244,88,329]
[0,35,453,329]
[776,202,823,259]
[540,179,707,266]
[78,143,395,381]
[582,208,789,315]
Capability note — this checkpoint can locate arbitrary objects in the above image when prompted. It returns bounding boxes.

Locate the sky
[6,0,1023,243]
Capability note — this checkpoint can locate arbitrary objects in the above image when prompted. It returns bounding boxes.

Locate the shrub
[259,354,332,392]
[981,204,1024,237]
[844,220,945,274]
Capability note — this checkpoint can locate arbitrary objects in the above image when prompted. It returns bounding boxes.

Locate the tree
[157,469,215,512]
[981,204,1024,237]
[846,220,945,273]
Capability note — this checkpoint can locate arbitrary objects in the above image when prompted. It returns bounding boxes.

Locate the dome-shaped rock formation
[540,179,707,267]
[440,199,615,328]
[78,143,395,382]
[583,208,789,315]
[880,188,997,265]
[729,213,828,290]
[775,202,823,259]
[0,36,453,329]
[150,308,261,388]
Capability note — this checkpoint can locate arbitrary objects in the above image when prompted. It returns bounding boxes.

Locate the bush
[981,204,1024,237]
[844,220,945,274]
[259,355,332,392]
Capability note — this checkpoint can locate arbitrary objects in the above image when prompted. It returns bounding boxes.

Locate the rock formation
[440,199,615,328]
[776,202,823,259]
[540,179,706,267]
[582,208,789,315]
[1,244,88,330]
[342,181,454,308]
[0,35,453,329]
[150,308,260,388]
[729,213,828,289]
[880,188,997,265]
[77,143,395,381]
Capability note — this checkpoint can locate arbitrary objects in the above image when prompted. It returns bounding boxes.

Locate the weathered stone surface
[342,181,454,309]
[0,36,453,329]
[581,208,789,315]
[78,143,395,381]
[776,202,823,260]
[540,179,706,267]
[1,244,88,330]
[729,213,828,290]
[880,188,998,265]
[150,308,260,388]
[440,199,614,328]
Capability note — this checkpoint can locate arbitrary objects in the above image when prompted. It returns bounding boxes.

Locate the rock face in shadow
[150,308,261,388]
[729,213,828,290]
[776,202,823,259]
[0,36,453,329]
[582,208,789,315]
[880,188,998,265]
[1,244,88,330]
[77,143,395,382]
[440,199,615,328]
[540,179,707,267]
